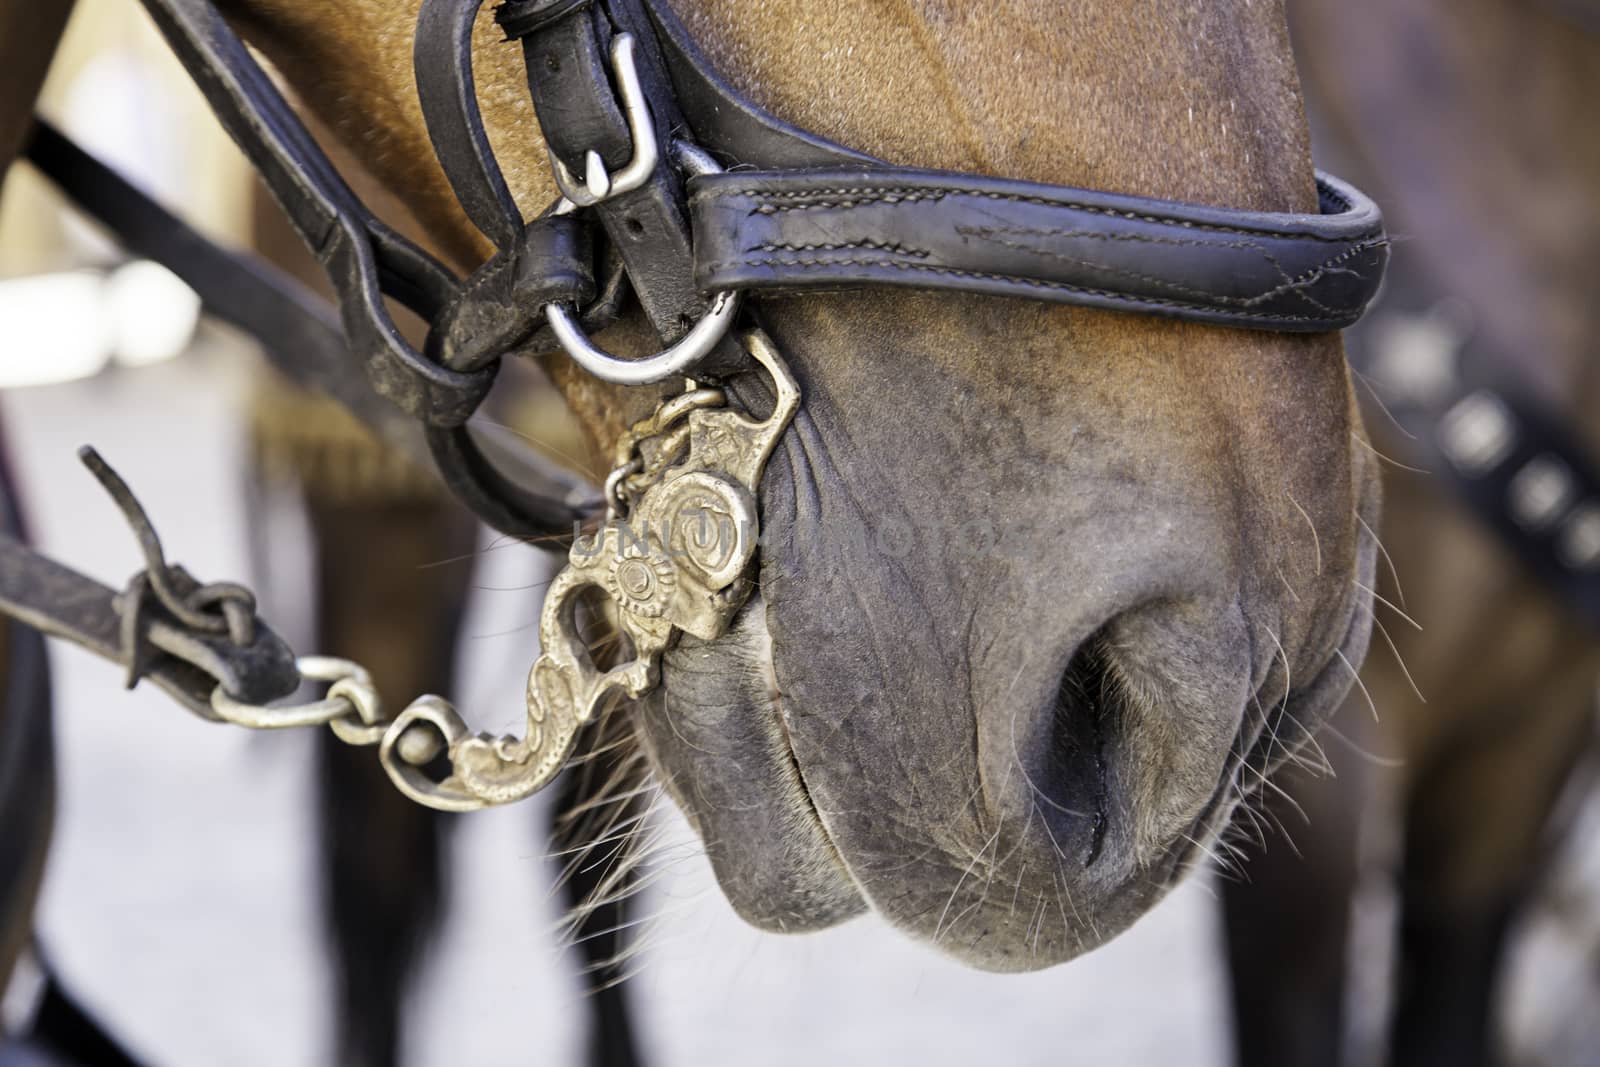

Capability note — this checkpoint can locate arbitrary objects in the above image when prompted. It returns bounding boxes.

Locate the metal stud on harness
[2,0,1390,811]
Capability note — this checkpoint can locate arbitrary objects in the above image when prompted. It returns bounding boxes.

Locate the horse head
[225,0,1380,968]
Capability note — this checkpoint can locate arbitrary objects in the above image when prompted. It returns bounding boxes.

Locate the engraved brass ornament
[376,330,800,810]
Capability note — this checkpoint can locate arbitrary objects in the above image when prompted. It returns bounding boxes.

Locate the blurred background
[1,0,1598,1065]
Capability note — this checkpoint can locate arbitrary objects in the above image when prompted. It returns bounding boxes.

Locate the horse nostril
[1041,632,1118,868]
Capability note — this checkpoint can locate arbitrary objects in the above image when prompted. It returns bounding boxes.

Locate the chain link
[211,657,372,733]
[606,385,726,516]
[210,656,446,767]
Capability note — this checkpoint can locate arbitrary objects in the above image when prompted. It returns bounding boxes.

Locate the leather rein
[5,0,1389,809]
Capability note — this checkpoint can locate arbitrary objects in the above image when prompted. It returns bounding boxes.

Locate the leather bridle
[3,0,1390,809]
[33,0,1389,538]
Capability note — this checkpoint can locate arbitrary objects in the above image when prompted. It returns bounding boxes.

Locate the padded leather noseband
[690,170,1385,332]
[504,0,1388,335]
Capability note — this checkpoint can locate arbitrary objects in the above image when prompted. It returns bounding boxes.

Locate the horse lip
[751,598,860,888]
[774,697,858,886]
[1156,695,1279,887]
[772,682,825,829]
[645,591,866,927]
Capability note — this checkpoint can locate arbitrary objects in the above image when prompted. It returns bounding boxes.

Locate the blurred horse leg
[242,74,637,1055]
[1223,705,1373,1067]
[1391,673,1596,1067]
[553,736,645,1067]
[0,0,74,1005]
[243,102,486,1057]
[258,382,647,1067]
[308,486,474,1067]
[250,375,475,1067]
[27,971,147,1067]
[1286,0,1600,1057]
[0,456,54,1008]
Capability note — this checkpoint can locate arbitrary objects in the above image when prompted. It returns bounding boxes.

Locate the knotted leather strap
[689,168,1388,332]
[0,535,299,715]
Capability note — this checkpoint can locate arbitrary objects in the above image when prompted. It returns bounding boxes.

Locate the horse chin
[629,357,1381,970]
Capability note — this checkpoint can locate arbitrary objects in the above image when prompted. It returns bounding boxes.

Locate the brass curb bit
[213,330,799,811]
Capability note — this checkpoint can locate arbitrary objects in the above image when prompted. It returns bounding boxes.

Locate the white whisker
[1287,492,1323,576]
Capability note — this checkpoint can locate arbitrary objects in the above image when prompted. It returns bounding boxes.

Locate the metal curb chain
[196,381,706,813]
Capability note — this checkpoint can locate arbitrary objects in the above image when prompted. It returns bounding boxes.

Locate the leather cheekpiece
[499,0,632,173]
[432,213,596,373]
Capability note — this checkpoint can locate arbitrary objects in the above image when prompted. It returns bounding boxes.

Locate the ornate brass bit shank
[378,330,800,810]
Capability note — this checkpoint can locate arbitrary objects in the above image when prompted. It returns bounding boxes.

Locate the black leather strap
[424,425,597,539]
[690,168,1388,332]
[26,972,152,1067]
[1349,284,1600,629]
[24,120,419,457]
[415,0,527,251]
[135,0,495,428]
[56,0,601,542]
[0,532,299,715]
[498,0,632,174]
[430,215,596,371]
[498,0,715,348]
[1437,388,1600,628]
[412,0,625,375]
[32,0,1390,538]
[27,115,591,542]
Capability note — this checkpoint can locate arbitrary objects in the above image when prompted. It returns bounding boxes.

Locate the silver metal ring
[210,656,373,730]
[544,289,742,385]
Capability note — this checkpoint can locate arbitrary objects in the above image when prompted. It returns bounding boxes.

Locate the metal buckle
[545,140,740,384]
[548,33,659,207]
